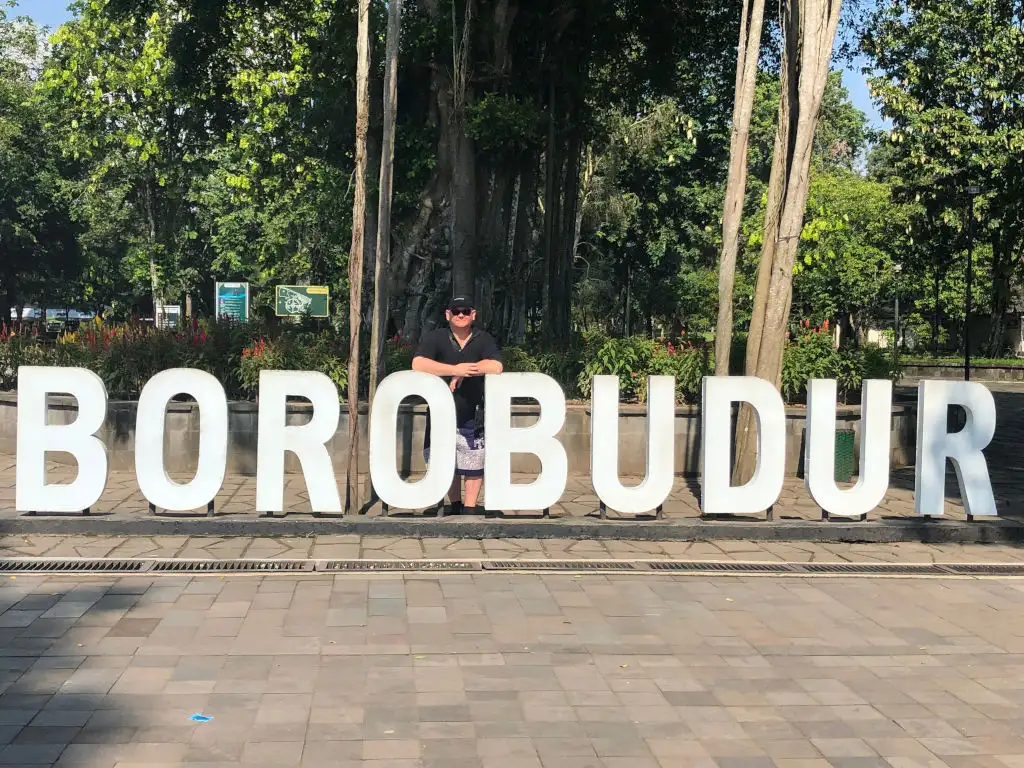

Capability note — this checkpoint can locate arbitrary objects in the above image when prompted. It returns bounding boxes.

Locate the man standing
[412,295,503,515]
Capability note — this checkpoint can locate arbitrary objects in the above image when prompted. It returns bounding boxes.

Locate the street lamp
[964,185,982,382]
[893,263,902,363]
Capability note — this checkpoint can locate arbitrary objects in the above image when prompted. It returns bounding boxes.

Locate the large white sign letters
[13,367,998,517]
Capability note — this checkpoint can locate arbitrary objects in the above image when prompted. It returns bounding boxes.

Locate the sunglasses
[449,307,473,317]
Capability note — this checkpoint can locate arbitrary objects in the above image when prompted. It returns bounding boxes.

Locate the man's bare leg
[447,474,462,513]
[464,476,483,508]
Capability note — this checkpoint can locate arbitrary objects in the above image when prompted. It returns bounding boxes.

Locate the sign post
[155,303,181,330]
[275,285,329,318]
[214,282,250,323]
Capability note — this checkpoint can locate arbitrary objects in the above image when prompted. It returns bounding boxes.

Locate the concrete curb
[2,514,1024,544]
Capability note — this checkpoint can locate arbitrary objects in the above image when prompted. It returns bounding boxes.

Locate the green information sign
[215,282,250,323]
[275,285,329,318]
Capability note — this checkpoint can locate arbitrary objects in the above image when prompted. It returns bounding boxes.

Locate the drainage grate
[320,560,479,572]
[940,563,1024,576]
[1,557,1020,578]
[797,562,946,575]
[149,560,313,573]
[482,560,638,571]
[0,559,148,573]
[646,561,797,573]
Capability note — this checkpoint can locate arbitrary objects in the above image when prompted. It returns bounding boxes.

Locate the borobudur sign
[13,367,997,518]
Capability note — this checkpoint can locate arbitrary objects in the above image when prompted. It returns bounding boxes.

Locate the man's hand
[452,362,481,377]
[450,376,463,392]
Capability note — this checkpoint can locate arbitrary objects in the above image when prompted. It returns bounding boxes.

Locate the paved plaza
[2,534,1024,564]
[0,546,1021,767]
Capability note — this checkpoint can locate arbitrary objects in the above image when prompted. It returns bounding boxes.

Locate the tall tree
[346,0,370,511]
[41,0,202,315]
[714,0,766,375]
[369,0,403,404]
[733,0,843,483]
[863,0,1024,356]
[0,7,81,319]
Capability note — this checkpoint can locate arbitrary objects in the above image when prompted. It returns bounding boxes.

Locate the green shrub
[577,335,708,404]
[0,329,53,390]
[384,336,414,374]
[240,332,348,398]
[4,319,895,408]
[781,323,901,404]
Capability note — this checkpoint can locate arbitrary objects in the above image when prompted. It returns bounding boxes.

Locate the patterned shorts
[424,425,485,477]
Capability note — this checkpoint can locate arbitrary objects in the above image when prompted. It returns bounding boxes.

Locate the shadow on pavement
[0,575,219,766]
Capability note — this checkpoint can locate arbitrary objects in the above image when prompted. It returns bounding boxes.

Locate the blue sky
[11,0,888,129]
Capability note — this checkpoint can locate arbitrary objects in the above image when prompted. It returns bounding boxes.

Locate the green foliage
[781,326,901,404]
[863,0,1024,355]
[5,323,720,405]
[0,328,48,390]
[577,336,708,404]
[0,7,83,314]
[464,94,543,156]
[383,336,414,377]
[238,332,347,397]
[790,169,913,323]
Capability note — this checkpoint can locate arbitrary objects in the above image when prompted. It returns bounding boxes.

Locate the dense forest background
[2,0,1024,357]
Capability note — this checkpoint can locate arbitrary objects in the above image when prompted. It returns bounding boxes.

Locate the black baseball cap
[447,294,475,311]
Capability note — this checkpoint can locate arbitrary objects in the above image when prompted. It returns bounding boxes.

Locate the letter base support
[700,505,770,524]
[820,509,867,523]
[599,502,664,520]
[148,501,216,517]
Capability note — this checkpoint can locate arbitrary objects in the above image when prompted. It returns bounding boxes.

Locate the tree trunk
[987,229,1012,356]
[0,282,12,331]
[732,0,843,487]
[449,0,476,297]
[346,0,371,512]
[714,0,766,376]
[542,79,562,345]
[145,180,159,317]
[556,129,583,343]
[369,0,403,404]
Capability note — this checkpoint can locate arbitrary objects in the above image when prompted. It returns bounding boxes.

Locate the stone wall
[902,363,1024,382]
[0,392,916,476]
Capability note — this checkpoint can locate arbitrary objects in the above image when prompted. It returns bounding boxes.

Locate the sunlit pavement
[1,562,1024,767]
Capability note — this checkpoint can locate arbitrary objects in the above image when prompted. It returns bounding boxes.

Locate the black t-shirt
[414,327,502,427]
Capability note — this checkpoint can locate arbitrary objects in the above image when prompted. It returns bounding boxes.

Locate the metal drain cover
[797,562,946,575]
[320,560,479,572]
[0,559,148,573]
[482,560,638,571]
[0,557,1022,578]
[646,561,797,573]
[940,563,1024,575]
[150,560,313,573]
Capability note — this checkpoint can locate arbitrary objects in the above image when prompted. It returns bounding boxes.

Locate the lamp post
[893,263,902,364]
[964,185,982,381]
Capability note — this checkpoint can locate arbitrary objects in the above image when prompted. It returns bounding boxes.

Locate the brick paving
[2,534,1024,565]
[2,456,942,522]
[0,568,1022,766]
